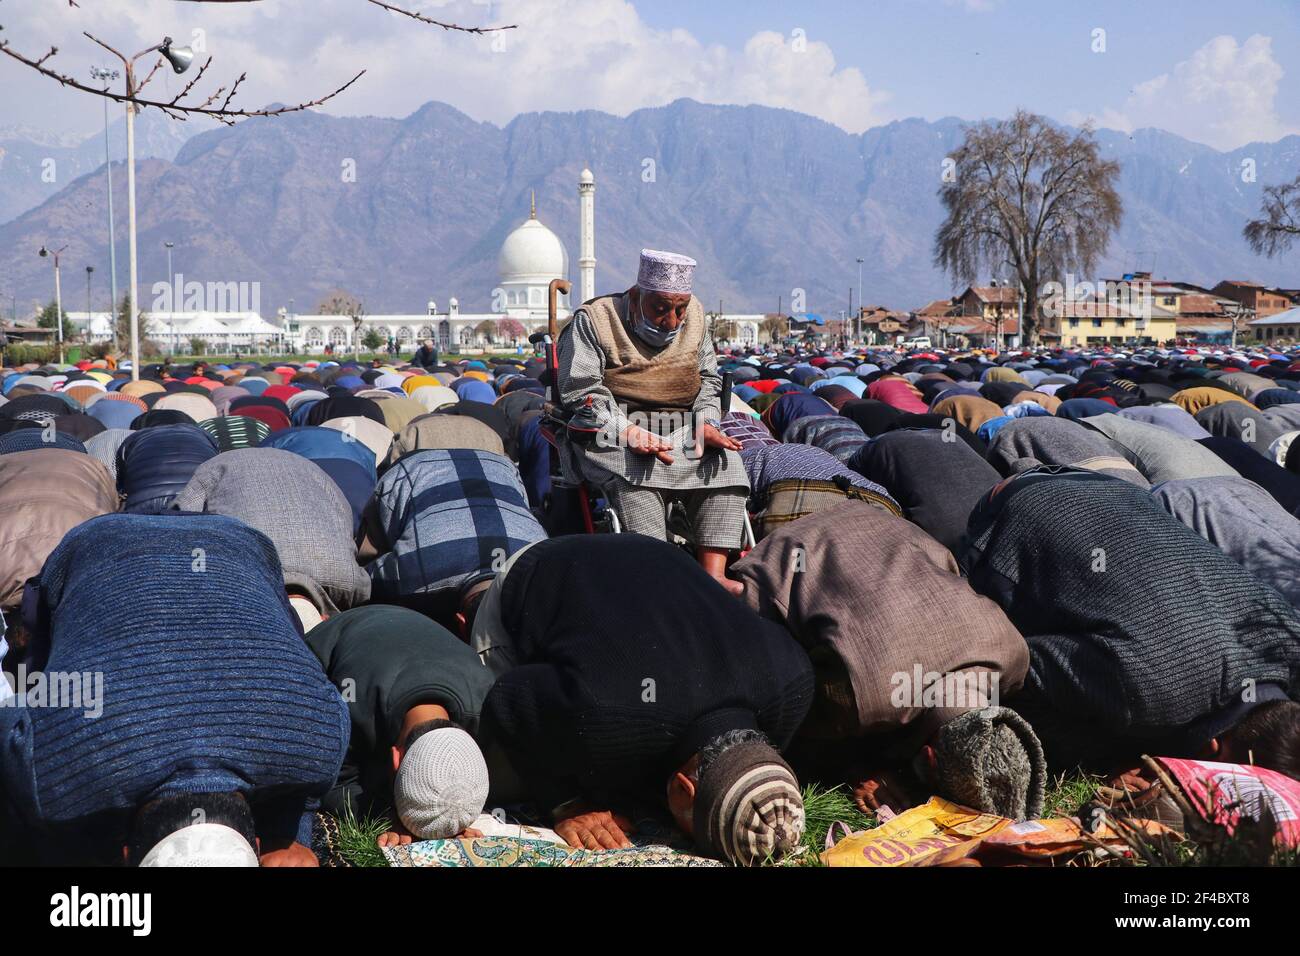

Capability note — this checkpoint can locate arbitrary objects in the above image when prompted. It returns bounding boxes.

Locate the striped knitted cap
[694,740,804,866]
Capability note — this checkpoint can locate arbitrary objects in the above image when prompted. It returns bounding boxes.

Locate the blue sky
[637,0,1300,144]
[4,0,1298,150]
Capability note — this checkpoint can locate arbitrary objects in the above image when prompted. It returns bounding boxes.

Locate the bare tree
[317,290,365,316]
[711,318,738,343]
[760,314,787,344]
[1244,174,1300,258]
[934,110,1123,343]
[1224,301,1254,350]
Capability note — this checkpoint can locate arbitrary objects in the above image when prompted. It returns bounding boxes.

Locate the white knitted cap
[637,249,697,295]
[139,823,259,867]
[289,594,324,632]
[393,727,489,840]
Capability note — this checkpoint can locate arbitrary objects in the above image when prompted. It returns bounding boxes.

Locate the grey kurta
[556,295,747,494]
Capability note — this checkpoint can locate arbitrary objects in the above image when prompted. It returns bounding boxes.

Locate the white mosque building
[290,181,590,355]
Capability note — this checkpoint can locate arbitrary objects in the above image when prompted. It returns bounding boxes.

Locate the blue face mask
[631,297,680,348]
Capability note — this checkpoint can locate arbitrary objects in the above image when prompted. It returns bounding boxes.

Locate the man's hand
[554,810,634,850]
[623,425,674,464]
[1104,767,1155,795]
[694,421,743,457]
[851,770,919,816]
[259,841,319,867]
[377,827,413,848]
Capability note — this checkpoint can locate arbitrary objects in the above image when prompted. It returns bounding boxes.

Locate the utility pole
[90,66,121,353]
[39,245,68,364]
[89,35,194,379]
[856,257,864,345]
[165,241,175,355]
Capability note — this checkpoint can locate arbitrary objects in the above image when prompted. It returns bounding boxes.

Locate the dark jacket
[0,512,349,865]
[115,423,218,512]
[961,467,1300,769]
[305,605,496,818]
[480,535,814,806]
[849,428,1002,555]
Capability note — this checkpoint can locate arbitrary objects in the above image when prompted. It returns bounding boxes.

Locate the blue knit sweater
[0,512,349,864]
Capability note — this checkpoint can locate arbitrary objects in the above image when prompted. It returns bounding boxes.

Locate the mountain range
[0,111,194,228]
[1,98,1297,319]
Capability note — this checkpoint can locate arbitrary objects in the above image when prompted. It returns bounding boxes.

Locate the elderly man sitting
[557,249,747,593]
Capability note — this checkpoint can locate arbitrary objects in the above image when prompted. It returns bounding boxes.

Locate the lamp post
[90,66,121,354]
[85,266,94,346]
[90,36,193,379]
[352,314,363,362]
[164,240,175,354]
[38,245,68,364]
[856,257,864,345]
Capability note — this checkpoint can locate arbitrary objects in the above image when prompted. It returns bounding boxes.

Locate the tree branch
[365,0,517,32]
[167,56,213,105]
[0,37,365,125]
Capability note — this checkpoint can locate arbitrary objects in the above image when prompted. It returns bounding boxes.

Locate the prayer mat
[311,811,352,868]
[382,837,723,868]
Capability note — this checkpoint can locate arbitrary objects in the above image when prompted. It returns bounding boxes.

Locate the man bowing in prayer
[557,249,747,594]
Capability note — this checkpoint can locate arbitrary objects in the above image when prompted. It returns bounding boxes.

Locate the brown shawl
[583,293,704,411]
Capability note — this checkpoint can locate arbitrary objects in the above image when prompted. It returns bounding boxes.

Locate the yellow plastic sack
[821,797,1011,867]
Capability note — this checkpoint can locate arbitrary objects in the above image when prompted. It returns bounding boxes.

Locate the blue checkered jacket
[367,449,546,599]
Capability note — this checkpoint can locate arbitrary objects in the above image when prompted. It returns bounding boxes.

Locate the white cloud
[1071,34,1297,150]
[0,0,892,136]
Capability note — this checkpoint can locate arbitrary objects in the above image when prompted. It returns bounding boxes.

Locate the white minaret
[578,167,596,304]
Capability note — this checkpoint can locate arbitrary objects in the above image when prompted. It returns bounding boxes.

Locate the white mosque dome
[498,209,569,284]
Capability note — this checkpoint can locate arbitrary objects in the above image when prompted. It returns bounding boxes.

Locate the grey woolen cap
[931,706,1046,820]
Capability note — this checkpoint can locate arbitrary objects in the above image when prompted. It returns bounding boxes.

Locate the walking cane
[542,279,571,404]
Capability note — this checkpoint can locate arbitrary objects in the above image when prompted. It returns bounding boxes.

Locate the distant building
[1249,306,1300,344]
[68,311,285,351]
[953,285,1020,347]
[854,305,909,345]
[1039,296,1175,347]
[1096,272,1234,342]
[1212,280,1294,319]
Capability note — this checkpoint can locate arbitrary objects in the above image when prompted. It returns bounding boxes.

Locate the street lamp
[90,36,193,379]
[90,66,121,354]
[85,266,95,342]
[38,245,69,364]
